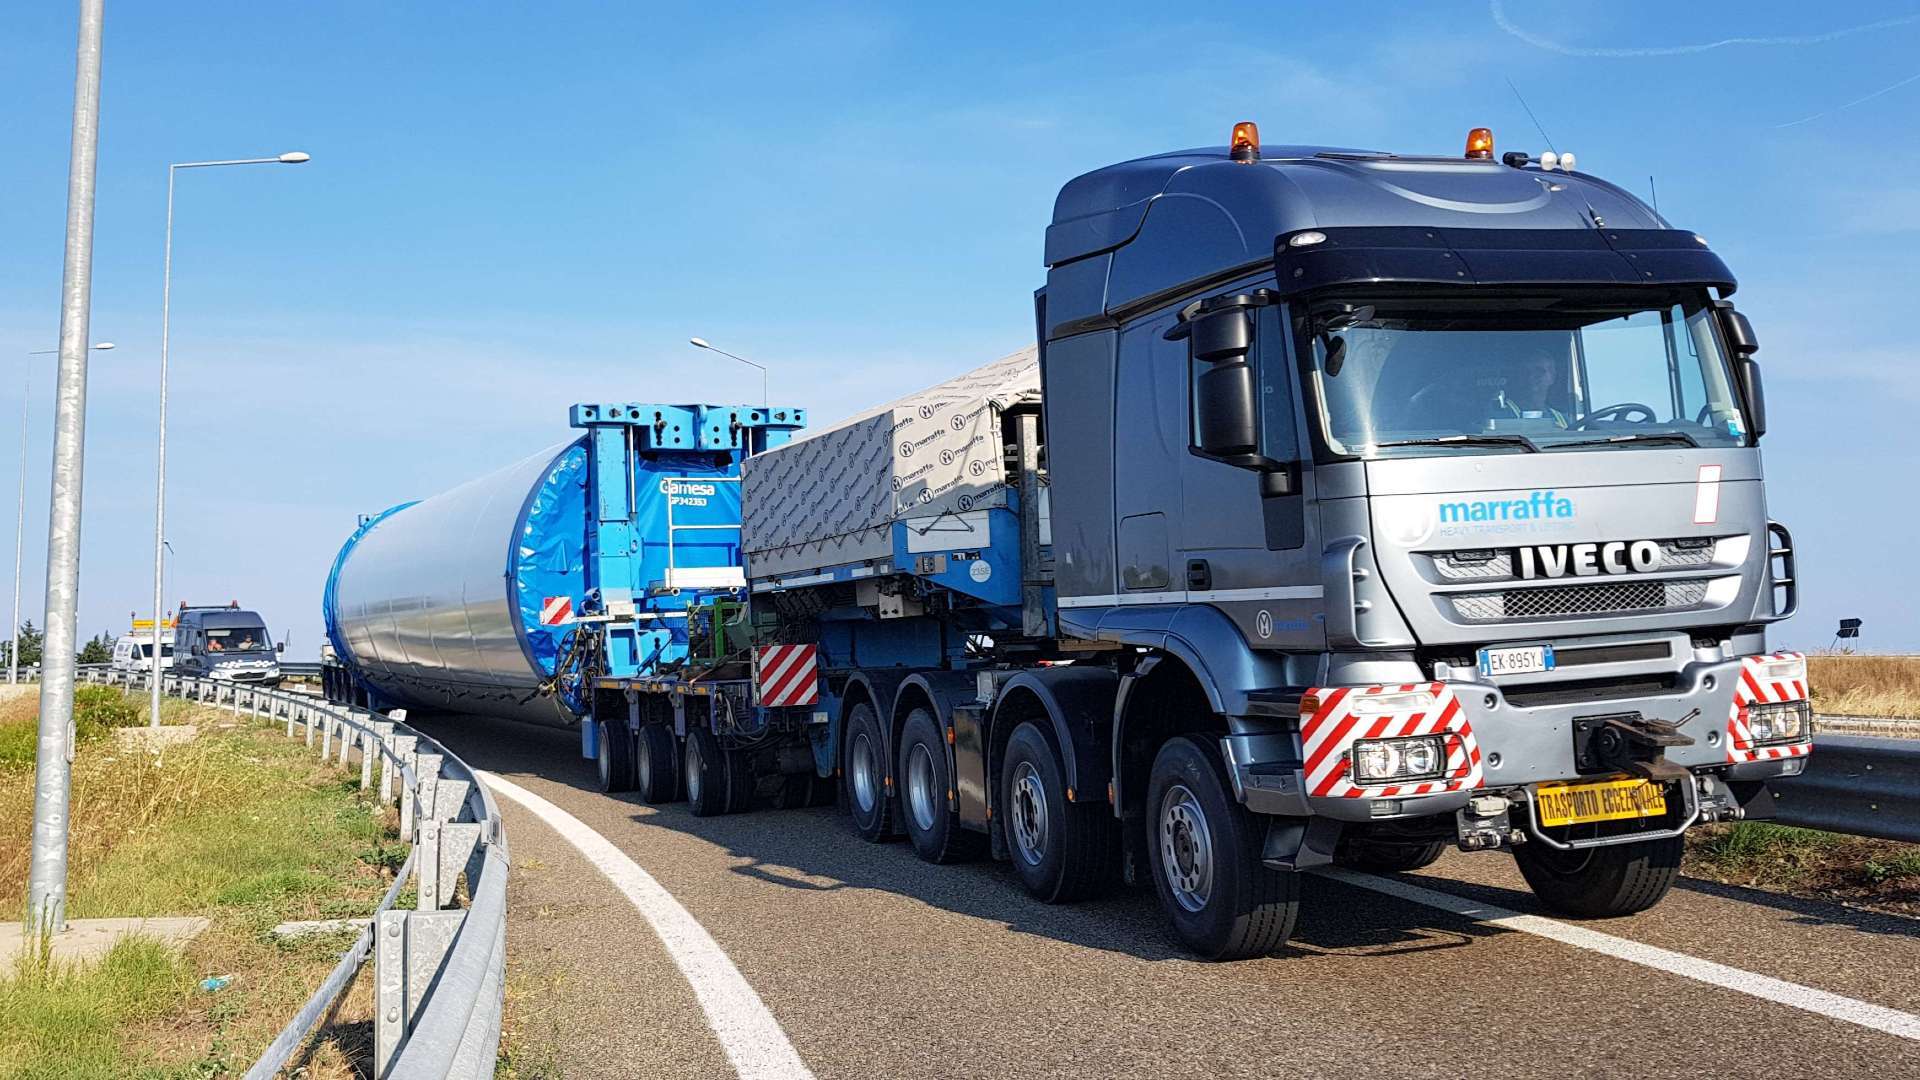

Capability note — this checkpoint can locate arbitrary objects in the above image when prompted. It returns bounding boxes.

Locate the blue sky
[2,0,1916,656]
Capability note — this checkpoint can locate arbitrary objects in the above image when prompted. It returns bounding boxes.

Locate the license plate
[1477,643,1555,677]
[1534,777,1669,827]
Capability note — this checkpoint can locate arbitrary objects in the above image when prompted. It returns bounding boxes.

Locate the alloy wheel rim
[1159,783,1215,913]
[907,743,938,832]
[851,732,877,815]
[1010,762,1048,866]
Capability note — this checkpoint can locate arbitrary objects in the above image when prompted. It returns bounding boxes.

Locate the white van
[110,633,174,674]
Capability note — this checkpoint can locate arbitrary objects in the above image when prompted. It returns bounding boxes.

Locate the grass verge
[0,689,400,1078]
[1807,654,1920,719]
[1686,821,1920,918]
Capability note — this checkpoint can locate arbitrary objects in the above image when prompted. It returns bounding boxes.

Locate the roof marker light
[1288,230,1327,248]
[1465,127,1494,160]
[1559,151,1577,172]
[1539,150,1559,171]
[1230,121,1260,163]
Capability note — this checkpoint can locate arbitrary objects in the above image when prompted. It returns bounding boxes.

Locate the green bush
[72,685,141,736]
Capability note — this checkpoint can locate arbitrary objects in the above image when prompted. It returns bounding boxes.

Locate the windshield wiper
[1369,433,1540,454]
[1555,431,1699,450]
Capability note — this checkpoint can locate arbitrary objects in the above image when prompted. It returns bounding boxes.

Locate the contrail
[1775,68,1920,127]
[1490,0,1920,57]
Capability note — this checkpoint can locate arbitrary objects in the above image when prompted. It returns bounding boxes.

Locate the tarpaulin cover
[511,443,590,711]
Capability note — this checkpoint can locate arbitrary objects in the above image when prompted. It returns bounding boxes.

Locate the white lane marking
[1322,867,1920,1043]
[479,771,815,1080]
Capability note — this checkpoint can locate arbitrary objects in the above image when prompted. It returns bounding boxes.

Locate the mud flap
[1261,816,1342,871]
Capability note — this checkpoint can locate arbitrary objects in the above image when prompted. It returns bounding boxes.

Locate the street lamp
[9,342,112,685]
[689,337,768,406]
[149,152,310,727]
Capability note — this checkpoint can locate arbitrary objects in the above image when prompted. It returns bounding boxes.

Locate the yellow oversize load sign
[1534,776,1668,827]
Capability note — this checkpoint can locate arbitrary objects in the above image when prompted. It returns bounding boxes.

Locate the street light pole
[689,337,768,406]
[28,0,105,935]
[148,151,309,729]
[10,343,111,686]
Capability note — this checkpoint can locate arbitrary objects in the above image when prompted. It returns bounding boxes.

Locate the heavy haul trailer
[325,122,1814,960]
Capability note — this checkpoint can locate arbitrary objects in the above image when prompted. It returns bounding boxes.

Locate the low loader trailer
[326,123,1810,958]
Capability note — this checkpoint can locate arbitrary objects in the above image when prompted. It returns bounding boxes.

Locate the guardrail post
[360,725,375,790]
[285,699,297,738]
[321,713,333,759]
[413,753,443,843]
[439,822,483,906]
[339,718,354,767]
[375,909,409,1076]
[417,819,443,911]
[373,721,394,797]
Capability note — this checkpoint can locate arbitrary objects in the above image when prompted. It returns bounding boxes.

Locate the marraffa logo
[1439,490,1575,524]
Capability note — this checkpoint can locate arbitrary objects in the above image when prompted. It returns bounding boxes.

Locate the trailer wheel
[843,702,895,841]
[1337,839,1447,873]
[721,746,758,815]
[1145,736,1298,960]
[595,719,634,794]
[898,709,983,864]
[635,724,682,804]
[685,727,730,817]
[1001,722,1113,902]
[1514,835,1682,918]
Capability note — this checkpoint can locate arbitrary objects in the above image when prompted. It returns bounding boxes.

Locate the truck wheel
[635,724,682,804]
[898,709,983,864]
[1145,736,1299,960]
[1001,722,1113,902]
[1338,839,1447,873]
[1514,835,1682,918]
[595,720,634,794]
[843,702,896,841]
[721,747,758,815]
[685,727,730,817]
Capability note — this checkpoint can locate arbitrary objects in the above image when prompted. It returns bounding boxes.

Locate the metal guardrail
[1771,734,1920,844]
[78,665,506,1078]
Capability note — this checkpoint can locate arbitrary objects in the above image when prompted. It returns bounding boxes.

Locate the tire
[1338,839,1447,873]
[685,727,730,817]
[1001,721,1114,903]
[1514,835,1682,918]
[897,709,984,864]
[595,720,634,794]
[721,746,758,815]
[1144,736,1299,960]
[843,702,896,841]
[635,724,682,804]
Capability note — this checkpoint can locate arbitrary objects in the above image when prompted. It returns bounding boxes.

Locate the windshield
[206,627,271,653]
[136,643,174,658]
[1300,289,1748,458]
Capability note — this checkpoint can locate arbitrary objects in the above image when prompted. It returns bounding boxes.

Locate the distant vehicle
[110,619,175,674]
[171,602,282,685]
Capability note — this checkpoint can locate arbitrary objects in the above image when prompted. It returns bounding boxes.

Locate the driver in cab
[1497,352,1568,428]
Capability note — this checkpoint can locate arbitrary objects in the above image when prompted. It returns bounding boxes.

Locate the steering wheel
[1577,402,1656,428]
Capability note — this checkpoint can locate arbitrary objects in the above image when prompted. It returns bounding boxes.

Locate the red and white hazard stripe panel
[755,644,820,708]
[1727,650,1812,763]
[538,595,574,626]
[1300,682,1483,799]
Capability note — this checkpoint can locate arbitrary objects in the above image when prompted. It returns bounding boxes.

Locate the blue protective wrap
[510,441,591,712]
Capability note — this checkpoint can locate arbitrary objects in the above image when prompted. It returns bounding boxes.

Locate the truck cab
[171,602,283,685]
[1031,124,1806,952]
[110,625,173,675]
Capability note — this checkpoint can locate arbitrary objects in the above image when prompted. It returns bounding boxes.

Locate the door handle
[1186,559,1212,592]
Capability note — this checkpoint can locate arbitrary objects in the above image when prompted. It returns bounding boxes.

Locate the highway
[418,712,1920,1080]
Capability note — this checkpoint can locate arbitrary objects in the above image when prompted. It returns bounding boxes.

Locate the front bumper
[211,667,281,683]
[1223,652,1811,840]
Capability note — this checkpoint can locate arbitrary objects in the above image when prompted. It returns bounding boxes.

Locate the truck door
[1041,331,1118,604]
[1112,316,1184,596]
[1178,300,1325,650]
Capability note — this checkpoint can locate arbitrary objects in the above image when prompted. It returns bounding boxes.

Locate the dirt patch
[1686,821,1920,919]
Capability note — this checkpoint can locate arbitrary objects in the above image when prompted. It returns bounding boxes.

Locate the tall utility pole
[12,343,111,686]
[147,151,308,728]
[28,0,107,933]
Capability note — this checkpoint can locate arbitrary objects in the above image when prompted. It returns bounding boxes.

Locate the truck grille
[1448,579,1711,622]
[1431,539,1716,583]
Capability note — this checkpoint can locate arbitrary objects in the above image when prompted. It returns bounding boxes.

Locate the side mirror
[1724,309,1758,357]
[275,642,285,654]
[1191,307,1258,457]
[1738,357,1767,440]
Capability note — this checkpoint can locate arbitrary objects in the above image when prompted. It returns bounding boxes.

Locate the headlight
[1755,656,1807,688]
[1747,700,1811,744]
[1351,734,1447,783]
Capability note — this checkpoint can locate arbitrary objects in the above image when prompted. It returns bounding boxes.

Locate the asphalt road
[416,712,1920,1080]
